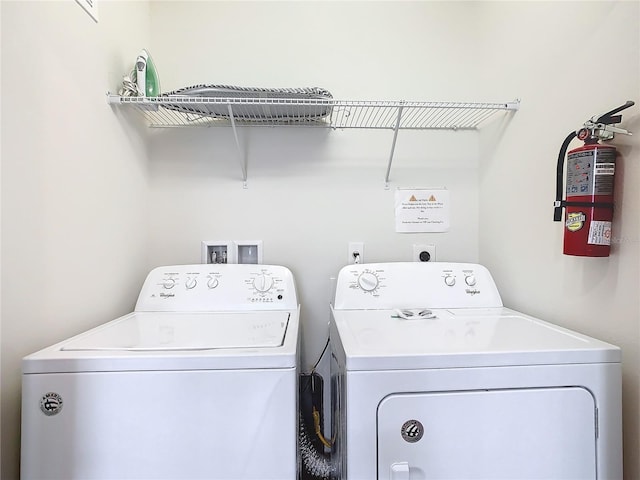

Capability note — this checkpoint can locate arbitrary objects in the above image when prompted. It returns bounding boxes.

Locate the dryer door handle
[390,461,410,480]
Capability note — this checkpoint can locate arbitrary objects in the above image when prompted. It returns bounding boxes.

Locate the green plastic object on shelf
[135,49,161,97]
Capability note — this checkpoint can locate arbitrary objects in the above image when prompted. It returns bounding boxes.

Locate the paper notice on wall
[395,188,450,233]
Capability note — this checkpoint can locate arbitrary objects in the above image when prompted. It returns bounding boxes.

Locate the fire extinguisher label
[595,162,615,175]
[566,149,616,197]
[588,221,612,245]
[594,162,615,194]
[566,212,586,231]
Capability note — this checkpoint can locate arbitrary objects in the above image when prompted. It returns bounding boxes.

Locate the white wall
[147,0,484,370]
[477,2,640,479]
[1,1,638,479]
[1,1,152,478]
[148,3,639,478]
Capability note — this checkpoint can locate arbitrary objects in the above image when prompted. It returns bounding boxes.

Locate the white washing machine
[329,262,622,480]
[21,264,300,480]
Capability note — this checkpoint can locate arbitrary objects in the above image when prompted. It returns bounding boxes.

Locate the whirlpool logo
[401,419,424,443]
[465,288,481,295]
[40,392,63,416]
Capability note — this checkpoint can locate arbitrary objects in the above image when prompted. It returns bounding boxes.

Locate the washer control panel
[135,264,297,312]
[334,262,502,310]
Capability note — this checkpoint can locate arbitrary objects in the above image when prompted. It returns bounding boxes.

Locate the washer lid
[61,311,290,351]
[332,307,621,371]
[23,311,298,373]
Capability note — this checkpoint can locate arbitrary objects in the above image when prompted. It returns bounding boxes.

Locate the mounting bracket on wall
[107,94,520,188]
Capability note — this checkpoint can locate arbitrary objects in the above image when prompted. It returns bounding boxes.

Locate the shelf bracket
[384,104,404,189]
[227,105,248,188]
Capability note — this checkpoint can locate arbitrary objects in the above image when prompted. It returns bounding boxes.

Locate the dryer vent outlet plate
[413,244,436,262]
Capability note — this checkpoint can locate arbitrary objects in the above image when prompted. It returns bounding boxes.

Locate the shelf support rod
[384,104,404,189]
[227,104,248,188]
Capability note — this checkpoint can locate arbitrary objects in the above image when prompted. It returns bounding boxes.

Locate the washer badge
[401,419,424,443]
[40,392,63,416]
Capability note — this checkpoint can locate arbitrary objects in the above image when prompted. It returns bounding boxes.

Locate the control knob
[444,275,456,287]
[207,277,219,289]
[357,271,379,292]
[253,274,274,293]
[465,275,477,286]
[185,277,197,290]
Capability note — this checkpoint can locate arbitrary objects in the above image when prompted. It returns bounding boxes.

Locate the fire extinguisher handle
[595,100,635,125]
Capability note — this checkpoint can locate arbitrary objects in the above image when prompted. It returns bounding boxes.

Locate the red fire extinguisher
[554,101,634,257]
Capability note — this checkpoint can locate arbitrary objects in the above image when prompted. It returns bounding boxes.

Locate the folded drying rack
[106,94,520,187]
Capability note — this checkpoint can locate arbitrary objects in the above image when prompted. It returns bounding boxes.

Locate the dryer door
[378,387,596,480]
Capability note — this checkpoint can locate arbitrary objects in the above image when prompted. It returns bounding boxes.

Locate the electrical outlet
[348,242,364,264]
[413,244,436,262]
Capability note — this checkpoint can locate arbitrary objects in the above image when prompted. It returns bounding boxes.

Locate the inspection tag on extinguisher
[395,188,450,233]
[588,221,612,245]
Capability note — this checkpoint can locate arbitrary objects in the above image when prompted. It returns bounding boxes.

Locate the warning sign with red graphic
[395,188,450,233]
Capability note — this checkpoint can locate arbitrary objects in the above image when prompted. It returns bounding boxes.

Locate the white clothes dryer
[329,262,622,480]
[21,264,300,480]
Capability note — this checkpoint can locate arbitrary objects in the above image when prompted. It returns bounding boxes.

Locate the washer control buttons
[464,275,477,286]
[444,275,456,287]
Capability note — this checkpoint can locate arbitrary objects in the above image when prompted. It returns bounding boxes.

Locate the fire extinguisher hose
[554,130,577,222]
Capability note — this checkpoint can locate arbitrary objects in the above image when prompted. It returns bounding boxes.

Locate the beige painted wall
[477,2,640,478]
[1,1,152,478]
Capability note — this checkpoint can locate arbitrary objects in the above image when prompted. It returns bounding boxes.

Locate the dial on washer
[253,274,274,293]
[357,271,379,292]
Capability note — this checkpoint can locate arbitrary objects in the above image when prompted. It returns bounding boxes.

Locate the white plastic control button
[162,278,176,289]
[207,277,219,289]
[465,275,476,286]
[444,275,456,287]
[185,278,197,290]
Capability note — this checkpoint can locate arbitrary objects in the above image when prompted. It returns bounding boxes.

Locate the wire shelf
[106,94,519,187]
[106,94,519,130]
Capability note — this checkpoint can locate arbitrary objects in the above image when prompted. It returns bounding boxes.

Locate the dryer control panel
[333,262,502,310]
[135,264,298,312]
